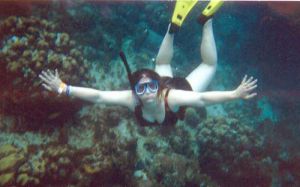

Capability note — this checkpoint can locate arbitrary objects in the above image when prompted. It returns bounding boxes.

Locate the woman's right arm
[65,87,134,108]
[39,69,135,110]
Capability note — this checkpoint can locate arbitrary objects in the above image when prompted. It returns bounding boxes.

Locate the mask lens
[135,80,158,95]
[148,80,158,92]
[135,84,146,95]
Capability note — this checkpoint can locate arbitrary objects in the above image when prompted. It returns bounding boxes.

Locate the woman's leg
[186,19,217,92]
[155,24,174,77]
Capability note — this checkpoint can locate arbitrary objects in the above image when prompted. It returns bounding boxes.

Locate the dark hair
[131,69,164,99]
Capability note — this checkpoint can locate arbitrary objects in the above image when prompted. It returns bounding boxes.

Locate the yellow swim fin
[198,0,224,24]
[169,0,198,33]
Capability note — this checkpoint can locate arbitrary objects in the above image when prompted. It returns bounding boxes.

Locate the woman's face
[135,77,159,103]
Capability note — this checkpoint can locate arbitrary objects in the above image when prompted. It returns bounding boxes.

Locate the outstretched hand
[39,69,64,93]
[234,75,257,100]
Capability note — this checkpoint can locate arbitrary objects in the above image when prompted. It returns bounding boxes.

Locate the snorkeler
[39,1,257,126]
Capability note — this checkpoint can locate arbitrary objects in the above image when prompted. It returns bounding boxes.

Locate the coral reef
[0,1,33,17]
[0,144,26,186]
[0,16,94,128]
[265,1,300,27]
[278,154,300,186]
[0,2,298,187]
[0,105,284,186]
[0,138,136,187]
[144,153,218,187]
[196,117,274,186]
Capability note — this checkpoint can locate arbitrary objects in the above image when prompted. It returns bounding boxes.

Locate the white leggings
[155,19,217,92]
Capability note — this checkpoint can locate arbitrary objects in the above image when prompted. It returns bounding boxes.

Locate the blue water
[0,1,299,186]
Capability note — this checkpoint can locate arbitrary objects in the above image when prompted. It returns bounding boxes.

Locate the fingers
[247,79,257,87]
[242,75,258,86]
[245,92,257,99]
[46,69,56,79]
[246,84,257,92]
[55,69,59,78]
[242,75,247,84]
[245,78,257,89]
[42,83,52,91]
[39,69,57,82]
[245,76,254,84]
[39,69,60,93]
[39,72,50,84]
[40,70,52,82]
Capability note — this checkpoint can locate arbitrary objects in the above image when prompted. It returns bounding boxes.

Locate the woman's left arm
[168,75,257,108]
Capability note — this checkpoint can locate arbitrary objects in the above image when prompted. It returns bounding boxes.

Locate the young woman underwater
[39,17,257,127]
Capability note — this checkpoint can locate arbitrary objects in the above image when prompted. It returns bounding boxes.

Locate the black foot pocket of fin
[198,14,213,25]
[169,23,180,34]
[198,0,224,25]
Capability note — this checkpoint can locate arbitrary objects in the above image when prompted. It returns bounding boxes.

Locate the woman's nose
[145,87,151,94]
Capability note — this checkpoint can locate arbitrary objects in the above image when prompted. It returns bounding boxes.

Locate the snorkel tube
[119,51,134,91]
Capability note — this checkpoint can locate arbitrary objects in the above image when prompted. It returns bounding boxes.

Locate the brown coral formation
[81,139,137,186]
[196,117,274,186]
[0,144,26,186]
[0,139,137,186]
[145,153,218,187]
[0,16,93,128]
